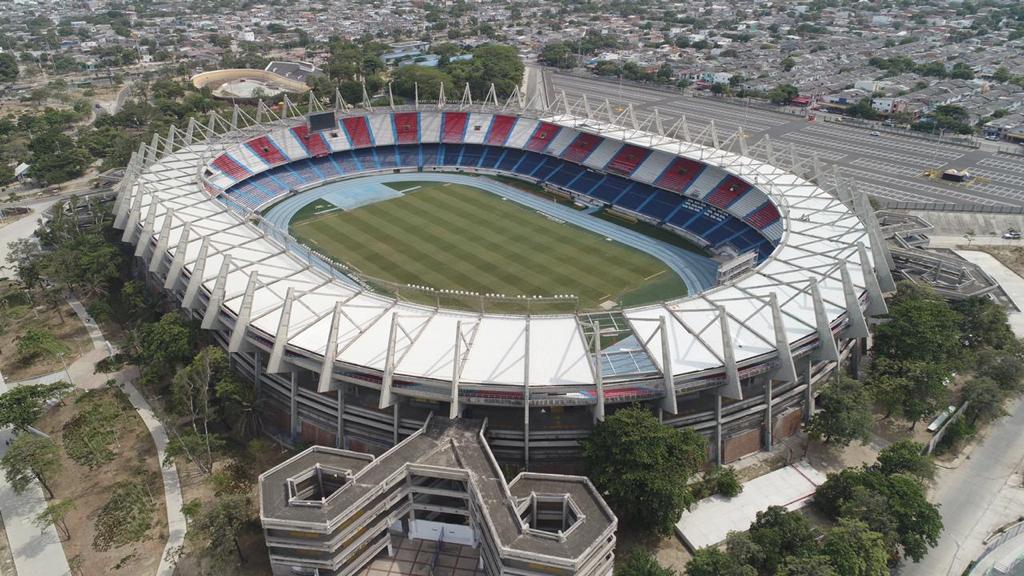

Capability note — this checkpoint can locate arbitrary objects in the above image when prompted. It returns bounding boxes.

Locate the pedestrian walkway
[5,295,187,576]
[953,250,1024,337]
[0,374,73,576]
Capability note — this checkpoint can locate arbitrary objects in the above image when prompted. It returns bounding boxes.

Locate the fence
[925,402,968,455]
[968,519,1024,575]
[876,201,1024,215]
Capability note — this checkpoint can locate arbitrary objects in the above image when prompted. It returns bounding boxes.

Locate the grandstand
[116,92,895,482]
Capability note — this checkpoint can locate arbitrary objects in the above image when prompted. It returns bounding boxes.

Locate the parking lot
[547,71,1024,209]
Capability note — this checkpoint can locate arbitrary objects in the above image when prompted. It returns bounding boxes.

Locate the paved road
[897,251,1024,576]
[545,70,1024,210]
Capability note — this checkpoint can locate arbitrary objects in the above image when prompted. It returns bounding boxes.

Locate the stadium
[112,90,895,471]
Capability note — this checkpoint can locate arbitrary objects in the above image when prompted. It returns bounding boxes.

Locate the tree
[444,43,524,99]
[993,66,1011,83]
[391,65,453,101]
[777,556,837,576]
[16,327,68,364]
[814,469,942,562]
[5,239,43,289]
[540,42,574,69]
[768,84,799,105]
[581,406,707,535]
[618,549,676,576]
[747,506,818,574]
[961,377,1007,425]
[868,358,950,427]
[34,499,75,541]
[136,312,193,384]
[168,347,230,474]
[781,56,796,71]
[875,441,934,480]
[190,494,254,566]
[807,377,873,446]
[0,52,18,81]
[1,435,62,499]
[656,62,674,82]
[974,347,1024,391]
[0,381,73,432]
[821,518,888,576]
[687,548,757,576]
[951,296,1015,351]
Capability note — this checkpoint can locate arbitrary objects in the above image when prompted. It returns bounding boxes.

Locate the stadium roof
[113,96,893,410]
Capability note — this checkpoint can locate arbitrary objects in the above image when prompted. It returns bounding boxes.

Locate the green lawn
[289,181,686,311]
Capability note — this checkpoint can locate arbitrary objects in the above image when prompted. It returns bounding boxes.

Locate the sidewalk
[0,374,73,576]
[6,296,186,576]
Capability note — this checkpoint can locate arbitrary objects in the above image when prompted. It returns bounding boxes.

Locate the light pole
[57,351,72,386]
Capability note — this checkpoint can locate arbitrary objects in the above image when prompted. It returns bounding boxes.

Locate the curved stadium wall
[113,99,896,468]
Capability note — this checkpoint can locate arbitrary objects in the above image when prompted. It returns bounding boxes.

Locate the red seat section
[525,122,561,152]
[705,176,752,209]
[654,157,704,193]
[441,112,468,143]
[211,154,250,180]
[342,116,373,148]
[746,202,781,229]
[291,125,330,157]
[245,136,287,166]
[561,133,602,163]
[605,145,651,175]
[394,112,419,145]
[485,115,517,146]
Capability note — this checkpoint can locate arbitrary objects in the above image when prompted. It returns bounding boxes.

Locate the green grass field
[289,181,686,310]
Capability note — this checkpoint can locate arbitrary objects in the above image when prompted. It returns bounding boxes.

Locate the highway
[542,70,1024,209]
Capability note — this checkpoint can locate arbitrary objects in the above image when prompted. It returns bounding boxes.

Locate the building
[259,416,616,576]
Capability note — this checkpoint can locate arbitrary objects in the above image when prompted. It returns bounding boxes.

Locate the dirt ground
[35,387,167,575]
[972,246,1024,277]
[0,291,91,381]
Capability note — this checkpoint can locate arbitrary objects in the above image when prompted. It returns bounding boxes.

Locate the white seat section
[368,113,395,146]
[763,221,785,242]
[728,189,768,218]
[323,123,351,152]
[505,117,538,149]
[232,144,269,172]
[276,130,309,161]
[207,172,234,190]
[689,167,727,198]
[420,111,442,143]
[545,127,579,157]
[464,113,493,144]
[632,150,674,184]
[583,139,622,170]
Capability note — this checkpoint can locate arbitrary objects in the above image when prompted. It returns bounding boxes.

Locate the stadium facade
[113,93,894,468]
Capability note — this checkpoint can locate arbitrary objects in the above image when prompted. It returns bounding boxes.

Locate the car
[1003,230,1021,240]
[869,130,881,136]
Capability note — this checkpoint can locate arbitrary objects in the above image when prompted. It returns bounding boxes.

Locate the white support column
[764,378,774,451]
[523,317,531,469]
[148,208,174,274]
[770,294,797,384]
[659,317,678,414]
[840,264,870,340]
[319,302,344,394]
[182,237,210,311]
[867,224,897,293]
[804,355,815,423]
[164,223,191,290]
[450,321,462,420]
[201,255,232,329]
[858,243,888,316]
[121,191,141,243]
[266,287,296,374]
[289,372,299,442]
[714,394,724,466]
[718,306,743,400]
[134,200,157,258]
[229,271,259,353]
[336,386,345,449]
[810,279,840,362]
[378,313,399,408]
[592,320,605,423]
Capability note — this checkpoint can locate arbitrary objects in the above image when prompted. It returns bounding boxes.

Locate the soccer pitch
[289,180,687,310]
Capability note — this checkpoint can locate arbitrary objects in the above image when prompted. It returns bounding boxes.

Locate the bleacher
[441,112,468,143]
[214,114,778,259]
[245,136,288,166]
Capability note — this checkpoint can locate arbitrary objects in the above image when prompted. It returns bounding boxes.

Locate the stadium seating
[342,116,373,148]
[704,176,752,209]
[654,157,704,193]
[245,136,288,166]
[560,133,603,164]
[215,115,779,261]
[605,145,650,176]
[393,112,419,145]
[442,112,469,143]
[486,115,517,146]
[292,126,331,158]
[525,122,561,152]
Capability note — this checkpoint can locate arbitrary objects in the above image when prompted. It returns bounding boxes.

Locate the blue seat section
[220,143,775,260]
